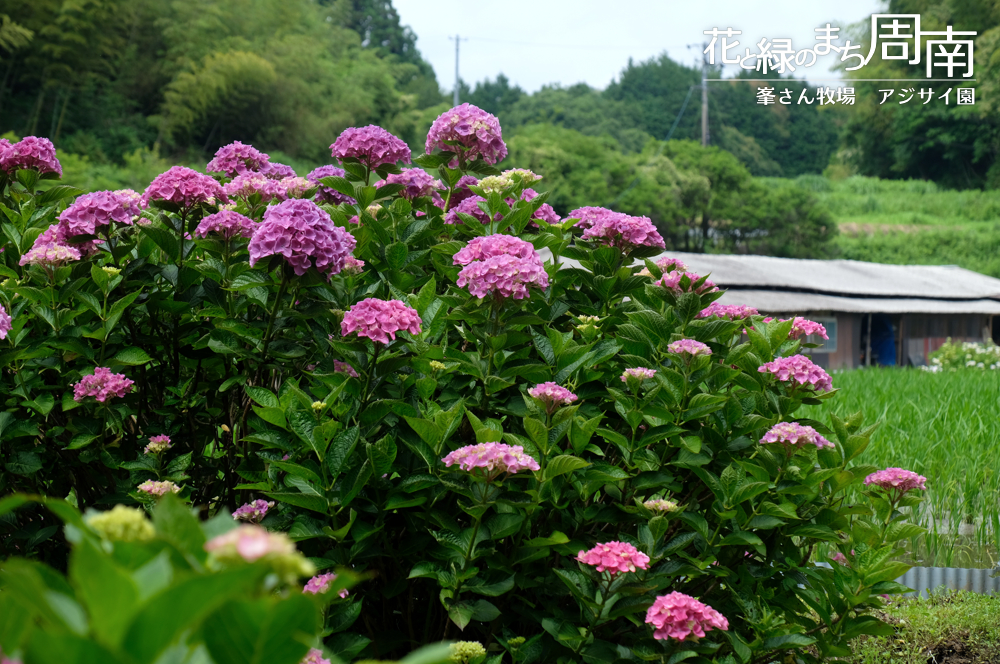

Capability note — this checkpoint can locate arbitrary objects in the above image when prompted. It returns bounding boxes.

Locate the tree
[465,74,524,118]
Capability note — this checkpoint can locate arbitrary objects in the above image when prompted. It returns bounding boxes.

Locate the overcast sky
[394,0,887,93]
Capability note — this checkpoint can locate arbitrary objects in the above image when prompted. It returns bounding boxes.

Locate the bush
[0,118,927,664]
[926,339,1000,371]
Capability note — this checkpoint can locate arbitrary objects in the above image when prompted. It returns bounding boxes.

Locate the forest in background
[3,0,1000,270]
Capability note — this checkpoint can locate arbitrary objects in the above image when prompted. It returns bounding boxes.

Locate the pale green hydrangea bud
[101,266,121,277]
[643,498,681,513]
[311,401,324,411]
[87,505,155,542]
[502,168,541,186]
[449,641,486,663]
[507,637,526,649]
[477,175,511,193]
[429,361,447,372]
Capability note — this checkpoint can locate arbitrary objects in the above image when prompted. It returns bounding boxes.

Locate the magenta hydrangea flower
[331,125,411,169]
[567,206,620,231]
[137,480,180,497]
[248,199,357,276]
[144,434,172,455]
[304,572,349,598]
[340,256,365,276]
[621,367,657,382]
[528,382,578,414]
[577,541,650,576]
[698,303,759,320]
[222,172,288,202]
[763,316,829,340]
[864,468,928,494]
[452,234,548,300]
[449,175,480,207]
[444,195,498,225]
[307,165,355,205]
[758,355,833,392]
[204,524,297,563]
[334,360,359,377]
[341,298,422,344]
[760,422,834,450]
[376,167,442,200]
[442,442,540,476]
[57,190,144,246]
[0,304,11,340]
[206,141,269,176]
[668,339,712,357]
[259,161,296,179]
[19,238,81,267]
[0,136,62,176]
[520,188,560,226]
[581,213,665,250]
[425,103,507,165]
[300,649,331,664]
[645,592,729,641]
[195,210,256,239]
[829,551,849,566]
[233,499,275,523]
[638,255,688,278]
[660,271,719,295]
[73,367,135,402]
[144,166,226,208]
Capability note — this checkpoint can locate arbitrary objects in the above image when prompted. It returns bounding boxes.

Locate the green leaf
[543,455,590,480]
[326,426,360,479]
[761,634,815,650]
[386,242,408,270]
[404,416,441,450]
[110,347,154,366]
[202,595,319,664]
[69,539,139,648]
[138,225,180,261]
[448,602,475,631]
[266,492,329,514]
[152,494,207,562]
[24,633,126,664]
[36,185,84,206]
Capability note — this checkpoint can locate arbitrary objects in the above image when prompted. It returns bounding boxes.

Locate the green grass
[801,368,1000,567]
[850,591,1000,664]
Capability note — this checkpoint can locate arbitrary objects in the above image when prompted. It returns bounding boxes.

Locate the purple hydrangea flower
[578,541,650,576]
[667,339,712,357]
[621,367,657,382]
[567,206,620,231]
[0,136,62,176]
[442,442,540,475]
[340,256,365,276]
[144,434,172,455]
[233,499,275,523]
[0,304,11,340]
[331,125,411,169]
[528,381,578,414]
[758,354,833,392]
[864,468,928,494]
[307,165,355,205]
[376,167,442,200]
[334,360,359,377]
[259,161,296,179]
[699,303,759,320]
[57,191,140,247]
[303,572,349,598]
[72,367,135,402]
[762,316,829,340]
[521,188,560,226]
[248,199,357,276]
[660,271,718,295]
[137,480,180,497]
[222,172,288,202]
[452,235,548,300]
[646,592,728,641]
[760,422,834,449]
[449,175,480,207]
[206,141,269,176]
[195,210,256,239]
[581,213,665,250]
[300,648,331,664]
[19,233,82,267]
[425,103,507,165]
[444,195,497,225]
[143,166,226,208]
[340,298,422,344]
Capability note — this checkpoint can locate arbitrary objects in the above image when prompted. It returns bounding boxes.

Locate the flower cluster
[668,339,712,357]
[222,172,288,202]
[758,354,833,392]
[528,381,578,414]
[20,227,83,267]
[638,255,688,278]
[206,141,269,176]
[204,525,315,580]
[760,422,834,450]
[521,188,560,226]
[195,210,256,240]
[442,442,540,475]
[660,271,718,295]
[699,303,759,320]
[449,642,487,664]
[279,176,311,198]
[137,480,180,497]
[568,206,620,231]
[503,168,541,186]
[144,434,172,455]
[331,125,411,169]
[453,234,548,300]
[763,316,829,340]
[300,649,331,664]
[233,499,275,523]
[580,213,665,250]
[86,505,156,542]
[307,165,355,205]
[143,166,225,208]
[0,304,12,341]
[333,360,359,377]
[645,592,729,641]
[340,256,365,277]
[643,498,680,513]
[73,367,135,403]
[577,541,650,575]
[864,468,927,494]
[341,298,422,344]
[303,572,349,598]
[377,167,442,201]
[248,199,356,276]
[0,136,62,176]
[444,195,497,225]
[261,162,296,179]
[449,175,480,207]
[621,367,657,381]
[425,103,507,165]
[57,190,140,245]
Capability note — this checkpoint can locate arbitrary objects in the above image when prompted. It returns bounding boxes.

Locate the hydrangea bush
[925,338,1000,371]
[0,112,927,664]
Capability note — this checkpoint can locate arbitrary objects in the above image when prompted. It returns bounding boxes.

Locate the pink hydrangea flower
[645,592,728,641]
[340,256,365,276]
[425,103,507,165]
[520,188,560,226]
[233,499,275,523]
[222,172,288,202]
[19,239,81,267]
[581,213,665,250]
[668,339,712,357]
[300,648,331,664]
[528,382,578,414]
[829,551,849,566]
[195,210,256,239]
[57,190,143,247]
[334,360,359,377]
[376,167,442,200]
[248,199,357,276]
[281,176,311,199]
[144,434,172,455]
[0,136,62,176]
[204,524,297,563]
[568,206,621,231]
[444,195,498,225]
[341,298,421,344]
[442,442,540,475]
[452,234,548,300]
[760,422,834,449]
[0,304,11,340]
[143,166,226,208]
[699,303,759,320]
[260,162,296,179]
[137,480,180,497]
[762,316,829,340]
[621,367,657,381]
[303,572,349,598]
[660,271,718,295]
[331,125,411,169]
[758,355,833,392]
[577,541,650,575]
[449,175,480,207]
[72,367,135,402]
[206,141,269,176]
[307,165,355,205]
[864,468,928,494]
[643,498,680,513]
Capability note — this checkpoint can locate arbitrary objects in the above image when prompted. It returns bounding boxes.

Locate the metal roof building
[550,250,1000,369]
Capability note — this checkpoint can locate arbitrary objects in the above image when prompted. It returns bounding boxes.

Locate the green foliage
[927,339,1000,371]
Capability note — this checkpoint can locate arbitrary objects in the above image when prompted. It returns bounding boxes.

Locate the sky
[394,0,887,93]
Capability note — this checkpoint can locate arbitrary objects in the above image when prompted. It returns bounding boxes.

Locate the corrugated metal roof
[713,290,1000,314]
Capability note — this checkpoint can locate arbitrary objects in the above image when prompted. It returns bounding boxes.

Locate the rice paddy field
[801,368,1000,568]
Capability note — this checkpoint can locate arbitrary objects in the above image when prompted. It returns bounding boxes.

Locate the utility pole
[700,40,709,146]
[450,35,466,106]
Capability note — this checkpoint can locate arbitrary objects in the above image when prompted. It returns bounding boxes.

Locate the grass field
[801,368,1000,567]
